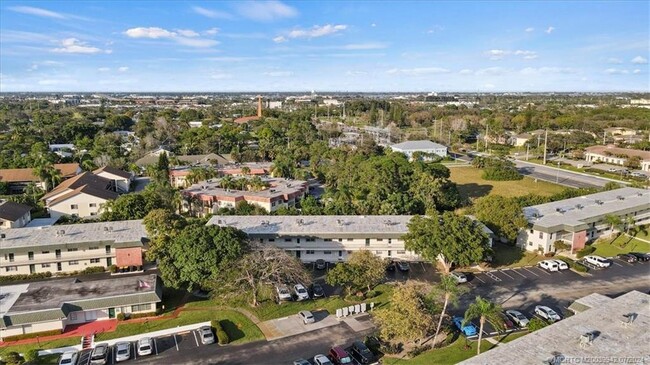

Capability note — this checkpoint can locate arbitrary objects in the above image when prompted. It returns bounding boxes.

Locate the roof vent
[621,313,636,327]
[595,199,603,205]
[555,208,565,214]
[104,226,113,233]
[217,219,222,224]
[0,233,5,239]
[56,230,66,236]
[296,218,304,226]
[575,204,584,210]
[617,195,624,200]
[579,332,594,348]
[337,219,344,226]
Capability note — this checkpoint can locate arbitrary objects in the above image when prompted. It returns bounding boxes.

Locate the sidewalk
[0,320,117,348]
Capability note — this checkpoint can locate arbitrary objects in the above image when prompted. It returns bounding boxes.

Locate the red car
[498,312,515,330]
[329,346,354,365]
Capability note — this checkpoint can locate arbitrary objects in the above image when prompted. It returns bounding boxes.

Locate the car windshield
[91,352,105,360]
[297,288,306,293]
[61,360,72,365]
[340,356,353,364]
[140,345,151,350]
[203,332,212,338]
[117,349,128,355]
[280,288,290,294]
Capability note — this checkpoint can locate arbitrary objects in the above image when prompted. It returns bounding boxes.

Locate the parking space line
[193,330,200,347]
[499,270,515,279]
[474,275,486,283]
[612,261,624,267]
[533,267,551,275]
[154,338,158,355]
[511,269,527,278]
[174,334,179,351]
[522,268,539,277]
[133,342,137,361]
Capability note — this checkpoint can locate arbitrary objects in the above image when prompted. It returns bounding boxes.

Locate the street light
[556,162,561,183]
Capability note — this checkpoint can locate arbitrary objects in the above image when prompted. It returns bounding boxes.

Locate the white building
[0,201,31,229]
[48,144,76,158]
[517,187,650,254]
[93,166,133,193]
[389,140,448,160]
[42,172,120,219]
[584,145,650,171]
[0,274,161,340]
[207,215,492,262]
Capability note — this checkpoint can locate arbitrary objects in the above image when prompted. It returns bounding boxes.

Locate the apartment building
[42,172,119,219]
[517,187,650,254]
[0,201,31,229]
[584,145,650,171]
[184,177,308,213]
[389,140,448,160]
[207,215,493,262]
[0,163,81,194]
[0,274,162,340]
[93,166,133,193]
[0,220,146,276]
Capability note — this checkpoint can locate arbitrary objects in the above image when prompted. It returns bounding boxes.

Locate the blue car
[452,316,478,336]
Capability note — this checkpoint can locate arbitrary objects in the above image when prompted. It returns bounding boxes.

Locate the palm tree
[241,166,251,176]
[24,183,43,205]
[220,175,234,190]
[430,275,469,346]
[624,216,637,235]
[464,296,503,355]
[46,166,62,191]
[604,214,623,243]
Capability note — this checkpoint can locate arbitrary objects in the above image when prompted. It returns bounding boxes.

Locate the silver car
[90,344,109,365]
[137,337,153,356]
[200,326,215,345]
[299,310,315,324]
[114,342,131,362]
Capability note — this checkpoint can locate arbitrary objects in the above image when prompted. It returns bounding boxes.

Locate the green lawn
[383,337,492,365]
[592,234,650,257]
[449,167,565,200]
[490,244,543,268]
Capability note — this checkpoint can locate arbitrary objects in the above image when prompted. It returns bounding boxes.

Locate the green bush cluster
[117,313,126,321]
[24,349,40,362]
[2,351,23,365]
[576,245,595,258]
[0,271,52,283]
[211,320,229,345]
[557,257,589,273]
[407,344,432,358]
[2,329,62,342]
[128,312,157,320]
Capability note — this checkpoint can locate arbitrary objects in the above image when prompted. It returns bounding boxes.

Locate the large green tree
[473,195,528,242]
[404,213,491,273]
[347,250,387,291]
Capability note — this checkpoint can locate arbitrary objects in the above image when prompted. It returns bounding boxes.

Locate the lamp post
[556,162,561,183]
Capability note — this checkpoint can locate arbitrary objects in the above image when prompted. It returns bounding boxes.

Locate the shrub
[1,329,62,342]
[407,344,432,358]
[3,351,23,365]
[0,271,52,283]
[379,342,403,355]
[365,290,381,299]
[211,320,229,345]
[576,246,595,258]
[117,313,126,321]
[24,349,40,362]
[544,252,555,258]
[557,257,589,273]
[528,317,549,332]
[82,266,105,274]
[109,265,118,273]
[128,312,157,320]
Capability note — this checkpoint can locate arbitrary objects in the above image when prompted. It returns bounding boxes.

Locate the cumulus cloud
[475,67,508,75]
[607,58,623,64]
[521,67,576,75]
[263,71,293,77]
[235,1,298,21]
[525,27,534,32]
[192,6,233,19]
[605,68,629,75]
[97,67,110,72]
[633,69,641,74]
[52,38,110,54]
[9,6,65,19]
[386,67,450,76]
[205,28,219,36]
[287,24,347,39]
[486,49,538,60]
[273,36,288,43]
[514,50,538,60]
[118,66,129,72]
[459,69,473,75]
[124,27,218,48]
[346,70,368,76]
[545,26,555,34]
[631,56,648,64]
[486,49,507,60]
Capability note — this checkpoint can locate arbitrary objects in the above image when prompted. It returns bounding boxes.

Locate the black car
[617,253,638,263]
[629,252,650,262]
[315,259,327,270]
[349,340,379,365]
[312,283,325,298]
[396,261,410,272]
[385,259,396,271]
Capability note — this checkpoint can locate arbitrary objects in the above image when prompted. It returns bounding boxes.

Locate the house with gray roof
[0,201,31,229]
[0,274,162,340]
[389,140,448,160]
[517,187,650,254]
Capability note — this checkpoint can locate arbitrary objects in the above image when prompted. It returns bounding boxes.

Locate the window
[259,238,264,243]
[69,261,79,265]
[8,253,14,262]
[375,250,382,254]
[105,245,111,254]
[90,258,100,264]
[89,203,97,208]
[323,251,332,255]
[132,304,150,312]
[377,239,383,242]
[90,212,97,216]
[528,242,533,246]
[284,238,292,242]
[268,239,275,242]
[388,238,392,244]
[5,266,17,272]
[42,251,50,254]
[387,251,392,257]
[347,238,353,242]
[538,232,543,239]
[306,238,315,242]
[70,204,78,210]
[28,252,34,261]
[338,239,343,242]
[89,247,99,250]
[324,239,332,242]
[365,238,370,247]
[397,250,406,254]
[306,250,315,254]
[41,263,51,268]
[67,248,78,252]
[529,229,534,234]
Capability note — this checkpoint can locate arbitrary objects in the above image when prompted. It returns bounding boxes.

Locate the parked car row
[385,259,410,272]
[294,340,380,365]
[537,259,569,272]
[453,304,564,338]
[276,282,327,303]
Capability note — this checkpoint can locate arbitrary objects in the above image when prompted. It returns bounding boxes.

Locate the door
[295,250,301,259]
[57,262,62,271]
[108,308,115,319]
[29,264,35,274]
[106,257,112,266]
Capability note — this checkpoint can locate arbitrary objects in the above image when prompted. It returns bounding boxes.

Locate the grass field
[449,167,565,200]
[592,233,650,257]
[384,337,492,365]
[490,244,544,268]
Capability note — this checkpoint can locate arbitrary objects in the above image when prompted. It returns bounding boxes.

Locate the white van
[584,255,611,268]
[552,260,569,270]
[538,260,559,272]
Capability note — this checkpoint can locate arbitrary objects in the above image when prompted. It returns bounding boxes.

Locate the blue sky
[1,1,648,92]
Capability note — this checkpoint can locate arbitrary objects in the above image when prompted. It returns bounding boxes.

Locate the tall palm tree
[46,166,62,191]
[624,216,637,235]
[464,296,503,355]
[604,214,623,233]
[430,275,469,346]
[241,166,251,176]
[220,175,234,190]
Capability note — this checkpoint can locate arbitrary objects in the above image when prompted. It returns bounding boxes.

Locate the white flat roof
[390,140,447,151]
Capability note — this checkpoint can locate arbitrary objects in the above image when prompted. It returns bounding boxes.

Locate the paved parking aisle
[154,334,179,354]
[175,331,199,352]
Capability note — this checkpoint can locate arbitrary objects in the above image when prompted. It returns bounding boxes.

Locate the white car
[137,337,153,356]
[199,326,215,345]
[584,255,611,268]
[314,354,334,365]
[59,351,78,365]
[299,310,315,324]
[90,344,108,365]
[552,260,569,270]
[294,284,310,301]
[114,342,131,362]
[538,260,559,272]
[535,305,562,322]
[276,285,292,301]
[505,310,530,327]
[450,272,468,283]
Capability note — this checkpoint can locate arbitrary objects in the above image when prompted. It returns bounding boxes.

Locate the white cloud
[124,27,218,48]
[633,69,641,74]
[263,71,293,77]
[98,67,110,72]
[387,67,450,76]
[631,56,648,64]
[426,25,444,34]
[475,67,508,75]
[273,36,288,43]
[486,49,507,60]
[211,73,232,80]
[521,67,576,75]
[371,23,377,27]
[287,24,347,39]
[487,49,538,60]
[192,6,233,19]
[346,70,368,76]
[545,26,555,34]
[514,50,538,60]
[9,6,65,19]
[236,1,298,21]
[605,68,629,75]
[341,42,387,50]
[52,38,109,54]
[525,27,534,32]
[205,28,219,36]
[607,58,623,64]
[459,69,473,75]
[118,67,129,72]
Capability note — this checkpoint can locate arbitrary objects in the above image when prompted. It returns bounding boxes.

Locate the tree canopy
[473,195,528,242]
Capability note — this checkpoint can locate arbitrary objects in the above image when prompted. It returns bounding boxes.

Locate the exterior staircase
[80,333,94,350]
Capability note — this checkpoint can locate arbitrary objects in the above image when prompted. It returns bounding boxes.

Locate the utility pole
[543,129,548,165]
[448,130,451,146]
[484,123,489,150]
[526,144,530,161]
[603,131,606,145]
[342,102,346,119]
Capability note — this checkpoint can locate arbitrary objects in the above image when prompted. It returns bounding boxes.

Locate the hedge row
[211,320,229,345]
[2,329,62,342]
[117,311,157,321]
[556,257,589,273]
[576,245,596,258]
[0,272,52,283]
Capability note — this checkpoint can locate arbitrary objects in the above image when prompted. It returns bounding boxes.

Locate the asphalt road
[513,160,615,188]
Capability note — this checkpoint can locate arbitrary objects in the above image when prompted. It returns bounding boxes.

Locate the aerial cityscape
[0,1,649,365]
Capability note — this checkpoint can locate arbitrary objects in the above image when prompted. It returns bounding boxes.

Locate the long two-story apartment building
[207,215,493,262]
[0,220,147,276]
[517,187,650,254]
